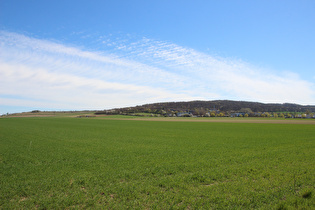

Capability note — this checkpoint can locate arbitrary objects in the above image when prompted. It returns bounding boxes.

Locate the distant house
[230,113,245,117]
[177,112,193,117]
[209,109,219,113]
[306,114,314,119]
[254,112,262,117]
[168,113,176,117]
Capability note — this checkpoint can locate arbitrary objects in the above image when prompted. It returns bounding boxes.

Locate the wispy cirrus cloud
[104,36,315,104]
[0,30,314,113]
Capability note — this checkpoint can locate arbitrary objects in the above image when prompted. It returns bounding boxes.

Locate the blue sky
[1,0,315,114]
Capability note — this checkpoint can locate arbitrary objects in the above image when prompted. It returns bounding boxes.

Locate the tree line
[95,100,315,117]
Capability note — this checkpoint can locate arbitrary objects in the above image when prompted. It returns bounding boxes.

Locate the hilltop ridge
[97,100,315,116]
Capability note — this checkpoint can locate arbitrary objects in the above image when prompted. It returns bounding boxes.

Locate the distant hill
[98,100,315,115]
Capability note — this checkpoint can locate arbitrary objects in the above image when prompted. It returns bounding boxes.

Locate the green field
[1,117,314,209]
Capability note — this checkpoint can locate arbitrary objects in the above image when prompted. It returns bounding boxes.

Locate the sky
[0,0,315,114]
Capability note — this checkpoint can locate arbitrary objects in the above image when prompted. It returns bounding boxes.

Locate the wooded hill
[97,100,315,115]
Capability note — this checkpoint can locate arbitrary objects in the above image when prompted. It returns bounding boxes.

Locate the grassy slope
[0,117,314,209]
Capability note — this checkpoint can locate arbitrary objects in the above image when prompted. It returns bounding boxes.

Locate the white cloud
[0,62,198,110]
[0,31,314,113]
[116,37,315,104]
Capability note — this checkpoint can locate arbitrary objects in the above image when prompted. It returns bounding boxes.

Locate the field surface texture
[0,117,314,209]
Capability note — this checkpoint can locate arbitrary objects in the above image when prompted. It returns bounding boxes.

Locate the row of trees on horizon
[96,106,315,118]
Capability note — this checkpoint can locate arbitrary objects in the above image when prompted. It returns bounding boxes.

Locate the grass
[0,117,314,209]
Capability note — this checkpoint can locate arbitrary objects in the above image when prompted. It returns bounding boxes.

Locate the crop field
[0,117,314,209]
